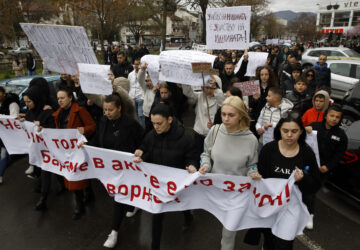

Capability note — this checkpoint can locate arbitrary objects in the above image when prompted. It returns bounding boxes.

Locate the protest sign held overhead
[20,23,98,75]
[78,63,112,95]
[159,50,216,86]
[235,52,268,77]
[206,6,251,50]
[233,80,261,96]
[141,55,160,84]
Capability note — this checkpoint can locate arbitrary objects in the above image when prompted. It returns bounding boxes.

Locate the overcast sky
[269,0,329,13]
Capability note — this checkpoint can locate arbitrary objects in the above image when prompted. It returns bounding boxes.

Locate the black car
[326,121,360,205]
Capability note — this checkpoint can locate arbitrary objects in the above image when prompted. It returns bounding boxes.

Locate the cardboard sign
[206,6,251,50]
[78,63,112,95]
[233,80,260,96]
[20,23,98,75]
[192,62,212,73]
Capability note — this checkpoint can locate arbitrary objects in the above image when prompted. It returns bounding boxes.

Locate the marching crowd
[0,44,349,250]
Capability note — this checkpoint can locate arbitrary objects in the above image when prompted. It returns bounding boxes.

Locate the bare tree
[288,13,316,41]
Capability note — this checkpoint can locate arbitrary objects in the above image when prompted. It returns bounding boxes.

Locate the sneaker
[103,231,118,248]
[306,214,314,230]
[0,176,3,184]
[27,173,39,180]
[25,165,34,175]
[126,207,139,217]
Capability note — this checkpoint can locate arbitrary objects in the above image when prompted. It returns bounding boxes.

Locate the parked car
[341,82,360,129]
[326,121,360,205]
[0,75,60,109]
[326,59,360,100]
[302,47,360,69]
[0,52,4,58]
[8,47,33,56]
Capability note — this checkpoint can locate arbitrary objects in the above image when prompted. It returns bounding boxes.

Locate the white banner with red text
[0,116,309,241]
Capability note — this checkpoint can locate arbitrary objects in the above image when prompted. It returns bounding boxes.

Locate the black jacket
[24,86,55,128]
[220,72,235,92]
[91,115,144,153]
[309,121,348,171]
[140,119,197,169]
[313,63,331,88]
[249,85,269,120]
[285,90,312,115]
[111,61,133,78]
[0,94,20,115]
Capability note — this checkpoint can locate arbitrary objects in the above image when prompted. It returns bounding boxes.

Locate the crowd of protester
[0,42,350,250]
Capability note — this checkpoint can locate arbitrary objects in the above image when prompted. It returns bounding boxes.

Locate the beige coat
[12,60,25,77]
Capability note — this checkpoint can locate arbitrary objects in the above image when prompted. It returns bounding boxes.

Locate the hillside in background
[274,10,316,22]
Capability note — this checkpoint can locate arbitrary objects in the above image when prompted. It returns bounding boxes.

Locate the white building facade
[316,1,360,34]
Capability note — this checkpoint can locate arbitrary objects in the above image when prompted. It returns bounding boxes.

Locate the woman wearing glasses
[246,111,321,250]
[303,69,317,97]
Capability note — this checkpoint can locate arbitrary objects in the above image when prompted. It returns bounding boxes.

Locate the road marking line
[297,234,325,250]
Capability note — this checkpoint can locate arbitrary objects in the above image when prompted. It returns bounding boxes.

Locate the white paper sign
[305,131,320,167]
[159,50,216,86]
[262,127,275,145]
[141,55,160,84]
[192,43,207,52]
[235,52,268,76]
[206,6,251,50]
[20,23,98,75]
[78,63,112,95]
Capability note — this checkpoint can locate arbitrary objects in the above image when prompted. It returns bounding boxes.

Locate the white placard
[235,52,268,77]
[159,50,216,86]
[305,131,320,167]
[262,127,275,145]
[192,43,207,52]
[78,63,112,95]
[20,23,98,75]
[206,6,251,50]
[141,55,160,84]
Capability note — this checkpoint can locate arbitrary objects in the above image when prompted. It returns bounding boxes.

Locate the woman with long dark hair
[246,111,321,250]
[52,87,96,220]
[248,66,278,136]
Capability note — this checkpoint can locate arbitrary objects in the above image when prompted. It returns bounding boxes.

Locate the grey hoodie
[201,124,258,176]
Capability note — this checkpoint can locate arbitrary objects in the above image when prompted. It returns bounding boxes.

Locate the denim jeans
[134,98,145,128]
[0,147,8,177]
[28,70,36,76]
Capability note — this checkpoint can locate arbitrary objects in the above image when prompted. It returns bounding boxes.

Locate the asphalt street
[0,155,359,250]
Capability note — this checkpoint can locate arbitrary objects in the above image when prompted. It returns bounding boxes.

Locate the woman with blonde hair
[199,96,261,250]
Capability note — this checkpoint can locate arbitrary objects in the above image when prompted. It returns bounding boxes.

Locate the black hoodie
[309,117,348,171]
[29,77,59,110]
[140,118,197,169]
[23,86,55,128]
